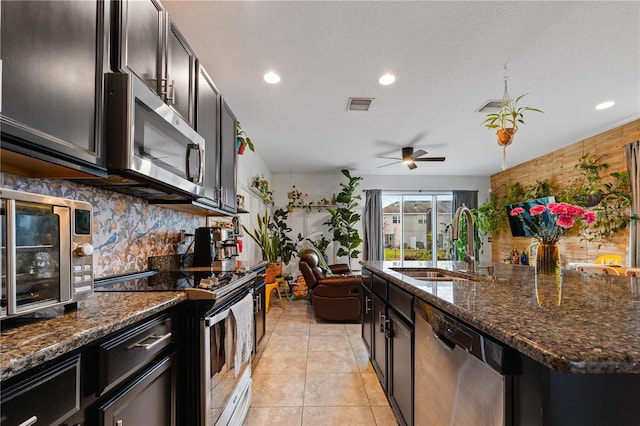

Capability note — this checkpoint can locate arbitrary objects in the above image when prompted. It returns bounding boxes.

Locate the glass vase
[536,242,561,275]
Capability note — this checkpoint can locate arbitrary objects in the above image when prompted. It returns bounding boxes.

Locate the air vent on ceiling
[347,97,374,111]
[476,99,508,113]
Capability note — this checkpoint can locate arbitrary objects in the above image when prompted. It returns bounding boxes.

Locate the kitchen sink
[390,267,494,282]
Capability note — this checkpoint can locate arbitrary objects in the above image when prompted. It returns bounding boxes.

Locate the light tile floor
[245,297,398,425]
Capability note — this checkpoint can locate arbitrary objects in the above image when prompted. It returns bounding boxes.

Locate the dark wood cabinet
[113,0,195,125]
[388,308,414,426]
[219,99,238,213]
[362,268,414,426]
[371,293,388,389]
[0,354,81,426]
[112,0,163,94]
[0,0,109,176]
[166,22,196,125]
[362,283,374,353]
[196,65,221,206]
[99,354,176,426]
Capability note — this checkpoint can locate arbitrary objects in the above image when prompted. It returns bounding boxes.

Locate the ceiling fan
[377,147,446,170]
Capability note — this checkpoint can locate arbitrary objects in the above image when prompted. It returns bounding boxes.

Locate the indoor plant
[483,94,543,145]
[324,170,363,264]
[236,121,255,155]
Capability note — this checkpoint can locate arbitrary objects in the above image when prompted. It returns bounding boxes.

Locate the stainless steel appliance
[414,300,514,425]
[194,227,238,271]
[99,73,205,200]
[0,188,94,318]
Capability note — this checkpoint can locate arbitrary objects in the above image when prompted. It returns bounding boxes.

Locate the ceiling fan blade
[414,157,446,162]
[377,160,402,168]
[406,161,417,170]
[412,149,427,159]
[377,156,402,160]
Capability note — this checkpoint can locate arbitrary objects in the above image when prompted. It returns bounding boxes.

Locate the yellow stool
[265,281,285,313]
[274,276,289,299]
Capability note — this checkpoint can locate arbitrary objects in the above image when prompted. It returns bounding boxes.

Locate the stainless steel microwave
[104,73,205,199]
[0,188,94,319]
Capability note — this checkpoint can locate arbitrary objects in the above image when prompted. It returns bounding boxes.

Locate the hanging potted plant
[483,93,543,146]
[236,121,255,155]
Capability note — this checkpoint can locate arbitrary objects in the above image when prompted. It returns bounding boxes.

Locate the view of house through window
[382,192,453,263]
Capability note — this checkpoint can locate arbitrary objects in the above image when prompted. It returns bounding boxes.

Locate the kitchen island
[362,261,640,425]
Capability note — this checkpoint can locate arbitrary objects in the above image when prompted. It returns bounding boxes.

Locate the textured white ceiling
[163,1,640,176]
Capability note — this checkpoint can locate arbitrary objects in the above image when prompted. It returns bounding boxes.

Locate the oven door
[106,73,205,197]
[1,196,71,317]
[201,292,253,426]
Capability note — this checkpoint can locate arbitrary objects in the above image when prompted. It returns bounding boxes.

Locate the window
[382,192,453,264]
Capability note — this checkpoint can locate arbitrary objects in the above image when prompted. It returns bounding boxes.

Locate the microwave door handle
[5,199,17,315]
[53,206,72,302]
[185,143,203,184]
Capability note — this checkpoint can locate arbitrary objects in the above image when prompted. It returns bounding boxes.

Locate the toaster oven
[1,188,94,318]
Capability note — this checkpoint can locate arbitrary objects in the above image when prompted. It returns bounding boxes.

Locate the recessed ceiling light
[595,100,615,110]
[263,72,281,84]
[378,73,396,86]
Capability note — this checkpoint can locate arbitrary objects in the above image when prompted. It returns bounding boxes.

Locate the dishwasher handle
[432,329,456,352]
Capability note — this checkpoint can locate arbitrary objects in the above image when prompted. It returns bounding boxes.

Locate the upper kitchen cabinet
[219,99,238,214]
[0,0,109,177]
[196,65,221,206]
[112,0,195,125]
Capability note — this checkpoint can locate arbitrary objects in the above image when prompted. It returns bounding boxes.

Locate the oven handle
[204,288,254,326]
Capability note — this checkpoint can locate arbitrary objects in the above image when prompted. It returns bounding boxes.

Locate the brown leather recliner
[298,249,362,322]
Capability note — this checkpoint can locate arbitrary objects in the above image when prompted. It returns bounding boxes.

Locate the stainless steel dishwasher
[414,300,514,426]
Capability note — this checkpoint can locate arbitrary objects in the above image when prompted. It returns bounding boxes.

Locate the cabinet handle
[365,296,372,314]
[385,318,393,339]
[166,79,175,104]
[127,332,172,351]
[17,416,37,426]
[379,312,386,333]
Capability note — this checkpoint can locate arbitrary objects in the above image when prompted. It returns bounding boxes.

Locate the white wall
[271,172,493,267]
[237,148,493,267]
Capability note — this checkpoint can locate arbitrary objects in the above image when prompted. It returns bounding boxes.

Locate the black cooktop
[94,269,251,293]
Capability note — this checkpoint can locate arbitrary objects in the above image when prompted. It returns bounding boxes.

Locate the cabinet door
[362,285,374,353]
[113,0,163,94]
[0,0,108,172]
[99,354,176,426]
[166,22,195,125]
[219,99,238,213]
[371,293,387,391]
[196,65,221,205]
[0,354,81,426]
[388,309,414,426]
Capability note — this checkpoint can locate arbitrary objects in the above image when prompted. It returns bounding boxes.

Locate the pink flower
[583,211,596,224]
[556,214,576,229]
[510,207,524,216]
[548,202,584,216]
[529,205,547,216]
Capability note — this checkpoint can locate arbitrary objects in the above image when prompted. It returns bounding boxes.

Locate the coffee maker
[194,227,238,271]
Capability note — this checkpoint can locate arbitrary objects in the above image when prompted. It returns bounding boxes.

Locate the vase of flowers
[510,201,595,274]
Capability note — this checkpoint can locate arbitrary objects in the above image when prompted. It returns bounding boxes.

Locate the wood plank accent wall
[490,119,640,265]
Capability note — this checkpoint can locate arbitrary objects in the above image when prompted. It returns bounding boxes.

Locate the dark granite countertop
[0,291,186,381]
[362,261,640,374]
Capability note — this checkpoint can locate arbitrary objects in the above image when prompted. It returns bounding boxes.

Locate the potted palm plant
[483,93,543,145]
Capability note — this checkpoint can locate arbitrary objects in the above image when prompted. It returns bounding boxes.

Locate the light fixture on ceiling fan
[378,147,446,170]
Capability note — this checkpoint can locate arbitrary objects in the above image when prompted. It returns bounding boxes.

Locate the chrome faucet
[452,206,475,274]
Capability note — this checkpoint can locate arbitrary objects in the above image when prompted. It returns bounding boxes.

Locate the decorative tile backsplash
[1,173,204,278]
